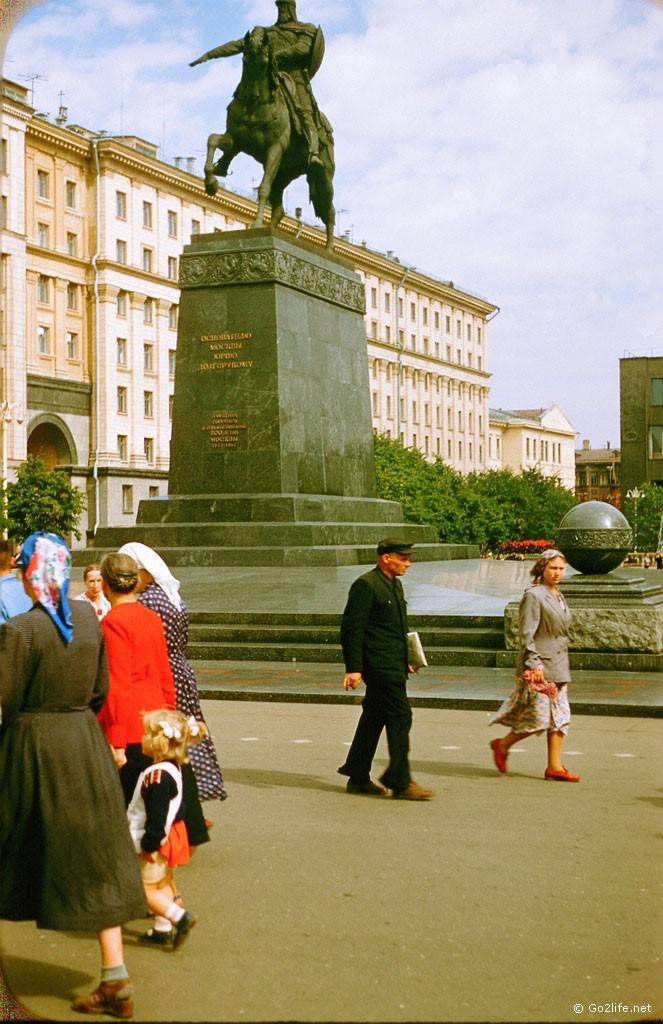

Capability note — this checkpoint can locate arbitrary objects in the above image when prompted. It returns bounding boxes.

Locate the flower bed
[498,539,554,557]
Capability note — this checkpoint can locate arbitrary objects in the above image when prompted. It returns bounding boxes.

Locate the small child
[127,709,207,949]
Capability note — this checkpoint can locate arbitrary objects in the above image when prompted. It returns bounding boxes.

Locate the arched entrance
[27,416,78,468]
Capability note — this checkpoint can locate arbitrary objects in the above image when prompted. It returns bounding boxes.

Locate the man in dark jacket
[337,539,433,801]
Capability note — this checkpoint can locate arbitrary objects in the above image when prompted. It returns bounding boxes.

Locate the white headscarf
[117,542,183,610]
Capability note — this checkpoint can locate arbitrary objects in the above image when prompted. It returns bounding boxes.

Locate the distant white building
[488,406,577,490]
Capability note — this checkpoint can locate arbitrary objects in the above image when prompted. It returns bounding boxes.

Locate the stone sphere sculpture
[555,501,633,575]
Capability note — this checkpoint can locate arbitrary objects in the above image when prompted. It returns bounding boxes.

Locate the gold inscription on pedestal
[197,332,254,372]
[203,412,247,450]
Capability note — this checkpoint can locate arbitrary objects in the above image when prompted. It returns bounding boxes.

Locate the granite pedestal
[504,570,663,671]
[86,229,463,566]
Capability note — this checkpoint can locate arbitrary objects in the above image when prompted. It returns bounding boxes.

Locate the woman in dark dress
[0,533,146,1019]
[118,542,226,802]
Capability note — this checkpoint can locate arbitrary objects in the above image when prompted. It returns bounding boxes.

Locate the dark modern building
[619,356,663,500]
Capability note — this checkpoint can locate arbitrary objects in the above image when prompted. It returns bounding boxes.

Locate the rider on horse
[190,0,327,169]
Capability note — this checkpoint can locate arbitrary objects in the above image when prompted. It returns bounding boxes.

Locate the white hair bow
[159,720,181,740]
[187,716,200,737]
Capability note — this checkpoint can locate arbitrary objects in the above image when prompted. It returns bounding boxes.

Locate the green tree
[623,485,663,552]
[0,456,86,541]
[373,432,576,549]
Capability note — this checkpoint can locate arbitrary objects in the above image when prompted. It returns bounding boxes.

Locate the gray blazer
[516,585,572,684]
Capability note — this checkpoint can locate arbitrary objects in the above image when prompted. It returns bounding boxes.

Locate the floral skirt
[490,678,571,735]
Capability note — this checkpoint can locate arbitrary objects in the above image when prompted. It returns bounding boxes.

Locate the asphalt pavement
[2,702,661,1023]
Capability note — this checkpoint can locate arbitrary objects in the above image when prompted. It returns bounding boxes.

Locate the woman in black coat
[0,532,146,1019]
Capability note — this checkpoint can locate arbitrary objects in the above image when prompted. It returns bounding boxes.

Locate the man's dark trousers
[340,670,412,791]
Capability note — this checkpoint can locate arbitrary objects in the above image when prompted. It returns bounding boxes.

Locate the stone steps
[186,612,506,667]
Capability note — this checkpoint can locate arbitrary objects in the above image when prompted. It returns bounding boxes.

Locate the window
[144,390,154,418]
[37,169,49,199]
[467,323,472,341]
[143,298,154,323]
[117,386,128,414]
[116,239,127,264]
[649,425,663,457]
[372,392,379,416]
[149,486,160,498]
[168,305,178,330]
[386,395,392,419]
[65,179,77,209]
[37,222,49,247]
[117,435,128,461]
[168,256,178,281]
[191,219,201,236]
[142,247,153,273]
[410,333,416,350]
[446,345,451,361]
[445,315,451,334]
[370,287,377,309]
[66,283,78,310]
[66,331,79,360]
[422,307,428,326]
[117,291,127,317]
[384,325,391,343]
[37,325,51,354]
[143,344,154,372]
[168,349,177,376]
[144,437,154,463]
[384,292,391,314]
[477,355,482,371]
[116,190,127,219]
[0,196,6,230]
[116,338,127,366]
[142,201,153,229]
[370,320,378,339]
[37,275,50,303]
[651,379,663,406]
[169,394,174,420]
[66,232,77,256]
[122,485,133,514]
[398,297,404,318]
[456,349,462,363]
[477,326,482,344]
[0,138,6,175]
[167,210,178,237]
[456,320,462,339]
[410,302,416,321]
[434,311,440,330]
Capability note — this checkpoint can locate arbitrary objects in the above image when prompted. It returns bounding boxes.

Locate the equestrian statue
[190,0,336,250]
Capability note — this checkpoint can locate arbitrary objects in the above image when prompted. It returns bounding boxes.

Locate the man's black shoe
[346,779,388,796]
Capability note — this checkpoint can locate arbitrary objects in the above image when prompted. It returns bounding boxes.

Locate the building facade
[620,356,663,499]
[487,406,576,490]
[575,440,621,505]
[4,77,560,546]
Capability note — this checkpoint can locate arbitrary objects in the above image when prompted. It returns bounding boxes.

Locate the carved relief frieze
[180,245,365,313]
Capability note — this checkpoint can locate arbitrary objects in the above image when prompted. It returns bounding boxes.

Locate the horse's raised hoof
[204,178,219,197]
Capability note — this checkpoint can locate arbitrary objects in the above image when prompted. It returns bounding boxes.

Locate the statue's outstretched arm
[190,38,244,67]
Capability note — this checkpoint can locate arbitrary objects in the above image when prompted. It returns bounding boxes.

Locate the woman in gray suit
[489,549,579,782]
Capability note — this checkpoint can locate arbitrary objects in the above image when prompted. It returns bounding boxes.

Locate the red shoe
[490,738,508,774]
[545,766,580,782]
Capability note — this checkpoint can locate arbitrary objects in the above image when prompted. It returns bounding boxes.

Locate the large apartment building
[1,77,573,545]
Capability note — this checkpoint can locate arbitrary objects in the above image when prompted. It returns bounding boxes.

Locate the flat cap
[377,538,414,555]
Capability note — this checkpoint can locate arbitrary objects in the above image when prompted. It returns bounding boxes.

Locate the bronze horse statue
[202,27,336,250]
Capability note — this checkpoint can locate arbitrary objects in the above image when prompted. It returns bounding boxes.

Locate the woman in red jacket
[98,552,175,804]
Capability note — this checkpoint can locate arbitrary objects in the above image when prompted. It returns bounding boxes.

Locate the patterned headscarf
[15,532,74,643]
[118,542,183,610]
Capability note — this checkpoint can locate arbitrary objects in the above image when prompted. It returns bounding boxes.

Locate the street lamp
[626,486,644,556]
[0,399,24,492]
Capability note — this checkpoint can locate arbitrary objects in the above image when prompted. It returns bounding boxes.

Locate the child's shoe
[172,911,197,950]
[138,926,173,948]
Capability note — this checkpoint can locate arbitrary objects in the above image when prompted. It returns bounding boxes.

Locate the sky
[2,0,662,449]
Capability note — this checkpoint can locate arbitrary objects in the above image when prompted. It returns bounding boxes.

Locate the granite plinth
[504,570,663,669]
[86,229,463,566]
